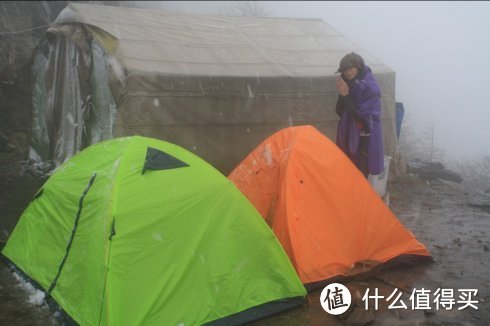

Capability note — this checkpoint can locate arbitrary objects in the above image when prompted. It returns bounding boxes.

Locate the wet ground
[1,166,489,325]
[252,176,490,325]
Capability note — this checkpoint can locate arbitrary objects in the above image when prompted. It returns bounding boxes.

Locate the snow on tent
[29,2,399,175]
[228,125,431,286]
[1,136,306,325]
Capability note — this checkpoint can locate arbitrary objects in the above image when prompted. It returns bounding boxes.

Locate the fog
[147,1,490,162]
[268,2,490,162]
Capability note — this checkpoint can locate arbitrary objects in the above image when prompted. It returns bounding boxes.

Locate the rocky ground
[0,163,489,325]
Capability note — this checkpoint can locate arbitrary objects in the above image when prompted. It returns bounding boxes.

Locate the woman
[335,52,384,177]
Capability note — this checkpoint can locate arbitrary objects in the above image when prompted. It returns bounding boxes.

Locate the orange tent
[228,125,430,285]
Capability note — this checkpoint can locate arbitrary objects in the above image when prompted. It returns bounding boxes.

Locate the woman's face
[342,67,359,80]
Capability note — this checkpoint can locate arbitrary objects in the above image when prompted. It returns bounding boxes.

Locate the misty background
[151,1,490,163]
[1,1,488,186]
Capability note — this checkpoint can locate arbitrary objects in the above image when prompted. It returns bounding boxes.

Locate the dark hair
[337,52,365,74]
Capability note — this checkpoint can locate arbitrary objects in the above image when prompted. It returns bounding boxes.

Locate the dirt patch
[0,169,51,325]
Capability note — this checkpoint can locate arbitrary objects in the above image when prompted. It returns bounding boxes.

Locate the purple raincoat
[336,66,384,175]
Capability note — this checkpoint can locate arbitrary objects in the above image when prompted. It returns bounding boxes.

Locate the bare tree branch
[399,116,445,163]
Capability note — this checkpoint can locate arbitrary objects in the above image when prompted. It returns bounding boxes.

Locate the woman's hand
[336,76,349,96]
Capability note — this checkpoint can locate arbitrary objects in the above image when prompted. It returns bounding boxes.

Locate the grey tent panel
[30,3,399,175]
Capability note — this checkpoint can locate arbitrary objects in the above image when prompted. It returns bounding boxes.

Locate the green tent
[2,136,305,325]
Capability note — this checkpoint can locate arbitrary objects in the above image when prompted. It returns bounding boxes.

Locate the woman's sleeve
[356,80,382,118]
[335,95,345,117]
[336,95,361,120]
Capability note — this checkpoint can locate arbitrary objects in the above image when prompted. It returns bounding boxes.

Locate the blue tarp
[395,102,405,139]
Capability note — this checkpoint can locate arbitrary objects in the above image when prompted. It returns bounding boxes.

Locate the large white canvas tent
[30,3,397,174]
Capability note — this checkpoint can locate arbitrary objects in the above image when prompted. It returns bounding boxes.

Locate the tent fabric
[53,3,392,77]
[2,136,306,325]
[142,146,190,174]
[30,3,398,175]
[228,125,430,285]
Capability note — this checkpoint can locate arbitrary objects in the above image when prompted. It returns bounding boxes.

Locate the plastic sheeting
[29,24,93,165]
[30,47,50,161]
[85,40,117,145]
[30,3,398,174]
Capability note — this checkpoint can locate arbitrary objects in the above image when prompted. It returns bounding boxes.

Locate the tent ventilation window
[142,147,189,174]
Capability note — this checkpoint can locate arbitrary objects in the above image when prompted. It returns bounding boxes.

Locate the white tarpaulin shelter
[30,3,397,174]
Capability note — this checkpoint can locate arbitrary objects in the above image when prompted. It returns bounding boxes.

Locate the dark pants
[358,135,369,178]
